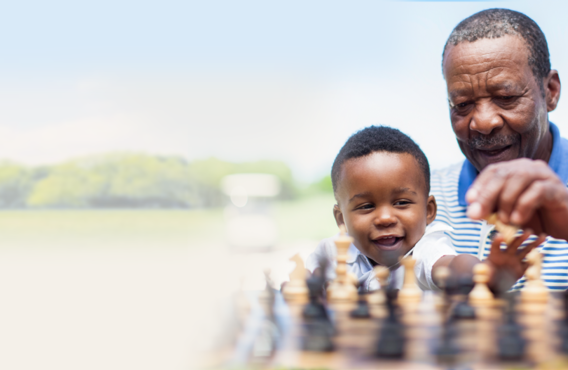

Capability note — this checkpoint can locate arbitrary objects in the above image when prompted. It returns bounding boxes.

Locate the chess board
[226,289,568,370]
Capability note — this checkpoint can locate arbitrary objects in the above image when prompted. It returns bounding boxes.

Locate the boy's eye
[357,204,374,210]
[394,200,412,206]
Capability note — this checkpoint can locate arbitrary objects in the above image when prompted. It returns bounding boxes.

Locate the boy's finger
[505,230,532,255]
[490,234,505,256]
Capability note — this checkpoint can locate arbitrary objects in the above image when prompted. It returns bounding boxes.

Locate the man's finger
[496,173,540,225]
[511,180,566,226]
[466,165,509,220]
[466,159,554,223]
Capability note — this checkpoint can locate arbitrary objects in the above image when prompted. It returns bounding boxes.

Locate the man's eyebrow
[348,192,372,203]
[393,187,417,195]
[449,89,470,101]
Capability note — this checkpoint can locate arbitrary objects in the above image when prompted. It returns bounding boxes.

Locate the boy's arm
[431,230,546,291]
[432,254,480,283]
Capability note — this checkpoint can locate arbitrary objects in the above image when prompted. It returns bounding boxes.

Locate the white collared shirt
[305,222,457,292]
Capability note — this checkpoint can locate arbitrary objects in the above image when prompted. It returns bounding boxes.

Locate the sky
[1,0,568,182]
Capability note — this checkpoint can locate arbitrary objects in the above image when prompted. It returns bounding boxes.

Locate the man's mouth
[476,145,513,159]
[372,235,404,251]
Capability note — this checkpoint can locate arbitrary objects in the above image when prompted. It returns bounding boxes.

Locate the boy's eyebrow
[393,187,417,195]
[348,191,372,203]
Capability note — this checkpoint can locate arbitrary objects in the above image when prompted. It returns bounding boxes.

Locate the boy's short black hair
[331,126,430,195]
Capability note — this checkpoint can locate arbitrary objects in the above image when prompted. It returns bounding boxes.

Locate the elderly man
[432,8,568,290]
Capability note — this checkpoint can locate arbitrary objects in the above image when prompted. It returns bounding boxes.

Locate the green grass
[274,193,338,243]
[0,194,337,249]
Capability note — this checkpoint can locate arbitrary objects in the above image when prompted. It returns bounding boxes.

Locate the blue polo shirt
[431,122,568,290]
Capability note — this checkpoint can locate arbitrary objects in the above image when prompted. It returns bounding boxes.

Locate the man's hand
[485,230,546,291]
[466,159,568,240]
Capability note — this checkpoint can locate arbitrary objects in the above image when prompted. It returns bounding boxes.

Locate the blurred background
[1,0,568,369]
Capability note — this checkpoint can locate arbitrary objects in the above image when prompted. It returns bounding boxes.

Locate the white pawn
[398,257,422,305]
[469,263,494,307]
[521,249,549,304]
[282,253,309,304]
[367,265,389,305]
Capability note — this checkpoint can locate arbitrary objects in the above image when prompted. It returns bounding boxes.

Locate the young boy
[306,126,544,291]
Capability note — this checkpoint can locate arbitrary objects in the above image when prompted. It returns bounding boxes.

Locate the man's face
[333,152,436,267]
[443,35,553,171]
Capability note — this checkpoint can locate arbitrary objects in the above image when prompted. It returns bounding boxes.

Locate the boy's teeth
[378,237,397,246]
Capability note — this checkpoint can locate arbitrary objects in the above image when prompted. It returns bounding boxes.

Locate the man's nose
[374,207,397,227]
[470,101,504,135]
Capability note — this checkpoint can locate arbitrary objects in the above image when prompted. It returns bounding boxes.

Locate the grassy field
[0,193,338,248]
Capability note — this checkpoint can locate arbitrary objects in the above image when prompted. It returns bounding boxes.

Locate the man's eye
[499,95,516,103]
[457,102,469,108]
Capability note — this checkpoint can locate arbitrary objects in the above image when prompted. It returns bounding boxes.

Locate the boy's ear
[426,195,437,225]
[333,204,345,228]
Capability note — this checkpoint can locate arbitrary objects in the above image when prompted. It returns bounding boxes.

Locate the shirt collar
[458,122,568,206]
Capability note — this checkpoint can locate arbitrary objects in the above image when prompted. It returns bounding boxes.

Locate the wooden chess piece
[282,253,309,304]
[469,263,494,307]
[486,213,519,245]
[433,266,450,311]
[521,249,549,305]
[367,266,389,305]
[398,257,422,305]
[327,225,358,303]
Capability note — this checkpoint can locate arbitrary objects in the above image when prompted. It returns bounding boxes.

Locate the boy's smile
[333,151,436,267]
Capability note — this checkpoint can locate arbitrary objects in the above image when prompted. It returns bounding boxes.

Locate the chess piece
[498,292,525,361]
[433,266,450,311]
[397,257,422,305]
[521,249,549,305]
[302,259,334,352]
[376,289,405,358]
[303,269,328,320]
[252,271,280,360]
[469,263,494,307]
[350,291,371,318]
[367,266,389,305]
[486,213,519,245]
[282,254,309,304]
[327,225,358,303]
[452,276,476,320]
[436,320,460,364]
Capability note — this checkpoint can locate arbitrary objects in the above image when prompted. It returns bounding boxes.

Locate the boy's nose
[374,208,397,227]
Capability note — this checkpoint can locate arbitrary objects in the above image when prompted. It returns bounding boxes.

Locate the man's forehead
[443,35,530,75]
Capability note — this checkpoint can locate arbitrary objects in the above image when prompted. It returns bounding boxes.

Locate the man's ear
[426,195,437,225]
[333,204,345,228]
[545,70,561,112]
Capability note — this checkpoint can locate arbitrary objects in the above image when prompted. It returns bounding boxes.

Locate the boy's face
[333,151,436,267]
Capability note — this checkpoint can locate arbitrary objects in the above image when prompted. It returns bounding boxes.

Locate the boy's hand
[485,230,546,290]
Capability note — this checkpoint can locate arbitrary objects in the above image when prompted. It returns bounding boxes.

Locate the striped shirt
[431,122,568,291]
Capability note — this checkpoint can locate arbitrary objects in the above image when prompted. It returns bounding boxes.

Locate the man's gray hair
[442,9,551,84]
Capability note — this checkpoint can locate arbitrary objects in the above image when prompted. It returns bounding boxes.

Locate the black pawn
[376,289,404,358]
[497,293,525,361]
[436,319,460,363]
[350,292,371,319]
[451,276,476,320]
[303,271,328,320]
[301,266,334,352]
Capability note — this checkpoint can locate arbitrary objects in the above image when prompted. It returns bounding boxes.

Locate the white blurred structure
[222,174,280,250]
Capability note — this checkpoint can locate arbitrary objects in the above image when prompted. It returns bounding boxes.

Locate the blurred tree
[2,153,302,209]
[0,163,35,207]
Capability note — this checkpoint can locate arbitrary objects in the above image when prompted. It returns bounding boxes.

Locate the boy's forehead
[337,151,427,195]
